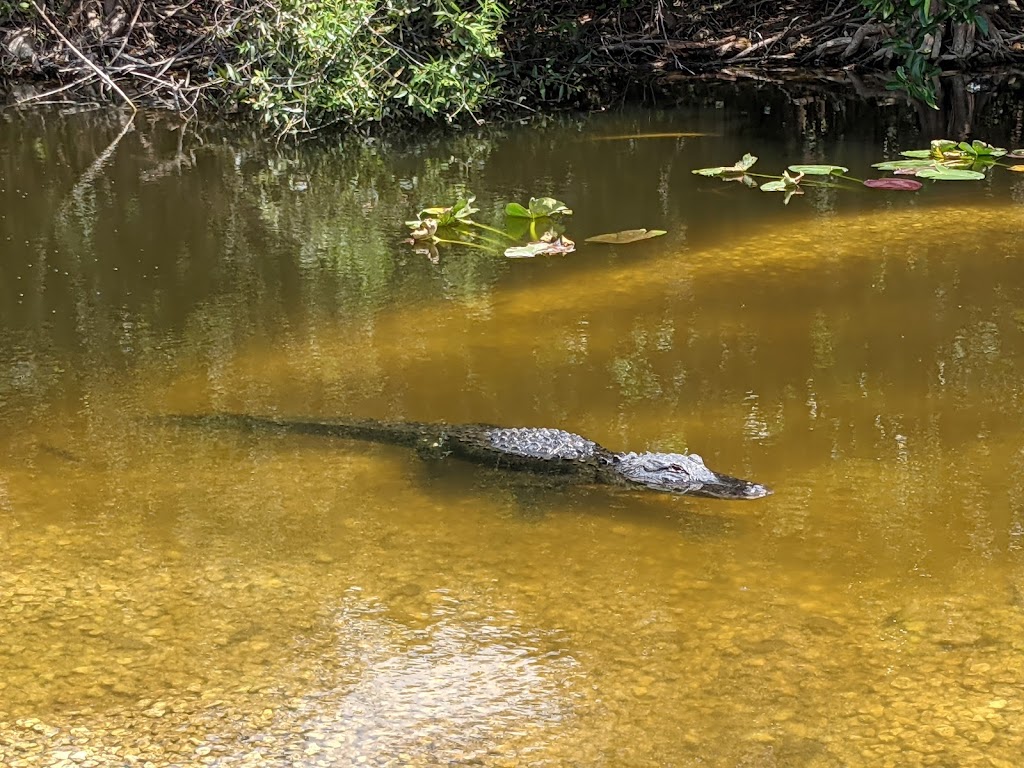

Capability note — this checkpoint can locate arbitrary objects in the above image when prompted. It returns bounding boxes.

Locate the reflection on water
[2,95,1024,766]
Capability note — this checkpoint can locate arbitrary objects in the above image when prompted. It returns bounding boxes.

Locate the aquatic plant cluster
[404,195,665,261]
[693,140,1024,205]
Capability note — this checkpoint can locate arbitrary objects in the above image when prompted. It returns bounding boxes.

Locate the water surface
[2,93,1024,767]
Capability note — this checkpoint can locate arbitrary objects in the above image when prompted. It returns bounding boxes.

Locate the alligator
[166,414,772,500]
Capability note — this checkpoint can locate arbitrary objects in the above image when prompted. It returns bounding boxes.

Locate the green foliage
[228,0,507,134]
[0,1,29,21]
[504,197,573,220]
[859,0,990,107]
[872,139,1009,176]
[403,193,663,259]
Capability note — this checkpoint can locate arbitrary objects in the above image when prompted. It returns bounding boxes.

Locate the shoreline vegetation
[1,1,1023,135]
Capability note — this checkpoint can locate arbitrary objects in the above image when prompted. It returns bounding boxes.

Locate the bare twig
[10,73,98,107]
[110,0,146,65]
[29,0,137,113]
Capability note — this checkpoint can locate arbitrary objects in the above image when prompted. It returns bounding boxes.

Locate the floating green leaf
[692,153,758,177]
[504,202,531,218]
[419,195,480,226]
[959,140,1006,158]
[505,197,573,220]
[760,170,804,204]
[787,164,848,176]
[896,139,1006,162]
[916,167,986,181]
[585,229,668,244]
[872,159,935,171]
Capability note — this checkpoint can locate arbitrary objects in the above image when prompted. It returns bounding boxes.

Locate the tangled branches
[1,0,251,113]
[1,1,1023,130]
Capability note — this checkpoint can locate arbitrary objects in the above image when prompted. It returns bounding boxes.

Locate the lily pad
[871,159,936,171]
[1009,149,1024,159]
[692,153,758,177]
[916,167,986,181]
[504,233,576,258]
[419,195,479,226]
[787,164,848,176]
[863,178,923,191]
[505,197,573,219]
[760,172,804,204]
[959,140,1005,158]
[585,229,667,244]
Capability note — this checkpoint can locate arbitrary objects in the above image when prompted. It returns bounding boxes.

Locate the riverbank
[2,1,1023,134]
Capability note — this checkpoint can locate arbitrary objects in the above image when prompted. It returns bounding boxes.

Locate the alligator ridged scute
[485,427,600,461]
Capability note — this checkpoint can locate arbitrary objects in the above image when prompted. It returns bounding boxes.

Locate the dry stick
[30,0,137,113]
[110,0,146,65]
[12,73,98,106]
[727,29,788,61]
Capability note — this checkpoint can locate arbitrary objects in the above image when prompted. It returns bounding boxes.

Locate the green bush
[228,0,507,134]
[860,0,990,106]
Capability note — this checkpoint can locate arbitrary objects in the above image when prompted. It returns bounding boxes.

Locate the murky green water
[3,91,1024,767]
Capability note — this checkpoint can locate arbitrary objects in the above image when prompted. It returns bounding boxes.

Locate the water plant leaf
[529,197,573,217]
[1009,149,1024,159]
[419,195,479,226]
[504,202,530,218]
[916,167,986,181]
[505,197,573,220]
[504,233,576,258]
[959,140,1006,158]
[761,171,804,204]
[863,178,923,191]
[585,229,668,244]
[692,153,758,177]
[893,140,1004,161]
[930,139,958,155]
[872,159,935,171]
[787,164,848,176]
[1007,165,1024,173]
[760,169,804,191]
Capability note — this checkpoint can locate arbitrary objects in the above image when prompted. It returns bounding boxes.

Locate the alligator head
[611,451,772,500]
